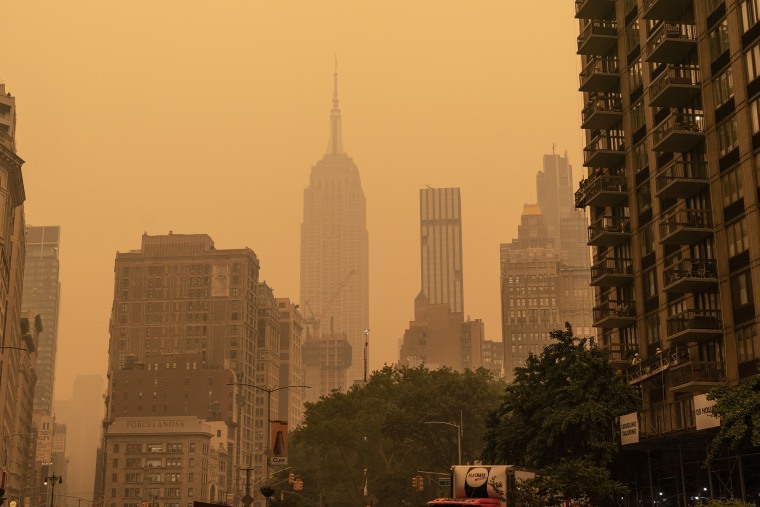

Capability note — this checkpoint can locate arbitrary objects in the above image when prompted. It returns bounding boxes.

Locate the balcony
[652,111,705,152]
[659,208,712,245]
[670,361,726,393]
[666,309,722,345]
[648,65,700,108]
[575,171,627,207]
[654,160,708,199]
[639,398,696,440]
[646,23,697,64]
[591,257,634,286]
[605,342,640,367]
[575,0,616,20]
[581,94,623,129]
[577,20,618,55]
[579,56,620,92]
[642,0,691,22]
[584,132,625,167]
[663,259,718,293]
[588,215,631,246]
[593,299,636,328]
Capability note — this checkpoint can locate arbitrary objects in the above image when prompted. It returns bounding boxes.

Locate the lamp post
[424,417,463,465]
[43,475,62,507]
[227,383,309,505]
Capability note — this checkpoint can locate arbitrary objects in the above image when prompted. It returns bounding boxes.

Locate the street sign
[439,477,451,487]
[240,494,254,507]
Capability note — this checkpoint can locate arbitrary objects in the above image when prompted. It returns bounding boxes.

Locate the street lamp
[43,475,63,507]
[424,418,463,465]
[227,383,310,505]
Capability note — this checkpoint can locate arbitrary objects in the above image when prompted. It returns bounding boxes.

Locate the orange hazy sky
[1,1,584,400]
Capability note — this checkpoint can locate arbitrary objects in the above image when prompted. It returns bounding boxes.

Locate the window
[126,444,142,454]
[632,141,648,172]
[726,218,749,257]
[645,312,660,347]
[721,165,744,206]
[126,458,142,468]
[640,222,655,257]
[736,325,758,362]
[625,20,640,55]
[742,0,760,32]
[746,41,760,82]
[643,268,658,300]
[709,20,730,60]
[628,60,643,90]
[166,458,182,467]
[637,181,652,214]
[717,116,739,157]
[146,458,162,468]
[731,270,753,307]
[707,0,724,12]
[114,444,120,453]
[631,99,645,132]
[714,67,734,108]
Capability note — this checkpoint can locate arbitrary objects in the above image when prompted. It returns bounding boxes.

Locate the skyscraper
[22,225,61,414]
[420,187,464,313]
[573,0,760,497]
[300,67,369,386]
[99,233,261,507]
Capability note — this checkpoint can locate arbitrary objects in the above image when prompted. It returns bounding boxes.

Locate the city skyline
[0,2,583,399]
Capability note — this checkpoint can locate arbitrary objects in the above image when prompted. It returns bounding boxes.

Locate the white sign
[211,265,230,297]
[619,412,639,445]
[694,393,720,430]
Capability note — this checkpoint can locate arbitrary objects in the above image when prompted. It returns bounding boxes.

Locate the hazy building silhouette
[254,281,280,482]
[276,298,305,428]
[574,0,760,497]
[22,225,62,415]
[302,332,352,404]
[500,173,593,379]
[54,375,104,505]
[420,187,464,313]
[399,293,464,370]
[99,232,260,507]
[300,67,369,386]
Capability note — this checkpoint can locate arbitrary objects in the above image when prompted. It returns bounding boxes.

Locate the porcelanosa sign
[126,420,187,429]
[110,417,204,434]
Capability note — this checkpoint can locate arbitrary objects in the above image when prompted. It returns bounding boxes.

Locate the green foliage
[513,459,627,506]
[288,365,504,507]
[699,500,756,507]
[707,365,760,459]
[482,324,638,469]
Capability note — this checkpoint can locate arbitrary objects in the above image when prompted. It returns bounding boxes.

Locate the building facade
[419,187,464,314]
[22,225,61,415]
[573,0,760,500]
[100,233,260,507]
[501,164,593,379]
[276,298,305,429]
[300,69,369,387]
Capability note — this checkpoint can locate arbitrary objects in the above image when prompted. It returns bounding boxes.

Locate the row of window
[118,443,204,454]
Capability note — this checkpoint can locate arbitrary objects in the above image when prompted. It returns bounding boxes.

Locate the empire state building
[300,67,369,386]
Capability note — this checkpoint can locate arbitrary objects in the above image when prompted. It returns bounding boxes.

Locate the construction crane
[303,269,355,339]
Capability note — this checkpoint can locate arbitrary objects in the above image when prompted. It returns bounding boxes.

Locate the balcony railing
[659,207,712,245]
[579,56,620,92]
[652,111,705,152]
[584,131,625,167]
[577,19,618,55]
[643,0,692,22]
[581,93,623,129]
[593,299,636,328]
[591,257,634,286]
[666,309,722,344]
[670,360,726,392]
[647,23,697,64]
[575,0,616,20]
[575,171,627,208]
[639,398,696,439]
[654,159,708,198]
[588,215,631,246]
[663,259,718,293]
[605,342,640,366]
[648,65,701,107]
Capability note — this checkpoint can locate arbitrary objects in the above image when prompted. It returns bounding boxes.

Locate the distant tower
[420,187,464,313]
[22,225,62,415]
[300,65,370,386]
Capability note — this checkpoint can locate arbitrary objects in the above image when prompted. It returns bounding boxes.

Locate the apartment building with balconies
[574,0,760,501]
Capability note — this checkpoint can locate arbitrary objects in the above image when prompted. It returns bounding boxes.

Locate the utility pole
[43,475,63,507]
[363,329,370,384]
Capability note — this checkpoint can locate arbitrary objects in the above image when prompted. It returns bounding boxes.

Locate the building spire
[327,56,344,155]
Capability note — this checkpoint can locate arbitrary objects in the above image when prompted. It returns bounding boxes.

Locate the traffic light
[288,471,295,484]
[415,475,424,492]
[411,476,418,489]
[293,478,303,491]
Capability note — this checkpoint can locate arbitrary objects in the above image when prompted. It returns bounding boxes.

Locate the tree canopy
[287,365,504,507]
[707,365,760,459]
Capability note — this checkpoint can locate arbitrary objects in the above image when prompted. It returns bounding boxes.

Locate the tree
[482,324,638,503]
[288,366,504,507]
[707,365,760,459]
